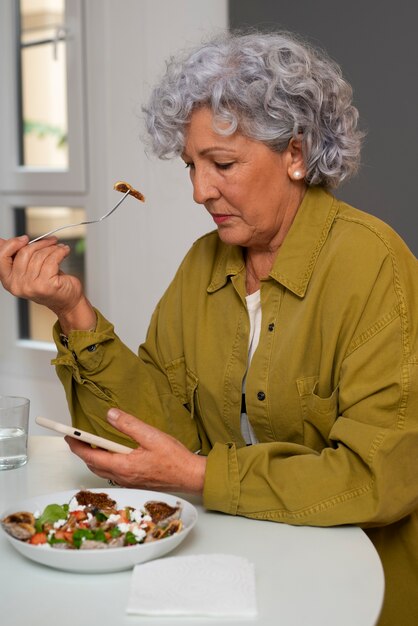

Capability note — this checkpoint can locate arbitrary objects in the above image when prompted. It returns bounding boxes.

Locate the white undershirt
[241,290,261,445]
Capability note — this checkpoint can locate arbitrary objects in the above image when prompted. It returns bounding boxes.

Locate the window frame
[0,0,87,194]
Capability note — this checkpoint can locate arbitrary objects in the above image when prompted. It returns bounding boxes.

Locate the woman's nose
[192,168,220,204]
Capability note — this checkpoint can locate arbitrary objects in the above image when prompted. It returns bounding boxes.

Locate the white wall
[0,0,228,432]
[85,0,226,349]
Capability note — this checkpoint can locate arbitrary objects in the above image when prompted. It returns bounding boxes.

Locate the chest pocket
[297,376,339,452]
[165,357,199,419]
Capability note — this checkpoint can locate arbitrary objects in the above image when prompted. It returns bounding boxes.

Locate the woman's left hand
[65,408,207,494]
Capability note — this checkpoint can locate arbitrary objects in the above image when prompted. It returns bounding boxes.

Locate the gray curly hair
[143,31,364,188]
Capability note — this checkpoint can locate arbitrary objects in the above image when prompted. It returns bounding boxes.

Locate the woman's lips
[211,214,232,224]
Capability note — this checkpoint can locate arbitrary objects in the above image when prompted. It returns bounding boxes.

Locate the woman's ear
[287,138,306,181]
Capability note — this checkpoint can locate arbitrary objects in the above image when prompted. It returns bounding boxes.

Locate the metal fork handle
[28,190,130,244]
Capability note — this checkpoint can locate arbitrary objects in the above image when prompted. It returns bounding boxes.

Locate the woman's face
[182,107,306,251]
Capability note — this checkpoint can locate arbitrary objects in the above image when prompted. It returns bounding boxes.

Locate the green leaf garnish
[35,503,69,532]
[93,529,106,543]
[72,528,94,549]
[124,531,137,545]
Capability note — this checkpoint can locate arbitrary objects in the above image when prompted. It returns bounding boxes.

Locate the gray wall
[229,0,418,255]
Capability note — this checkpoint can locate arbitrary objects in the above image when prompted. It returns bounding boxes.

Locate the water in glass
[0,427,28,469]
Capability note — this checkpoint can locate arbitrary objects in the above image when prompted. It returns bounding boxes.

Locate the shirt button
[87,344,97,352]
[257,391,266,401]
[268,323,275,332]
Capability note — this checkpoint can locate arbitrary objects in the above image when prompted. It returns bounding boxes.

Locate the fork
[28,190,131,244]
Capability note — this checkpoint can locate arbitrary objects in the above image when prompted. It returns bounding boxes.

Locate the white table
[0,437,384,626]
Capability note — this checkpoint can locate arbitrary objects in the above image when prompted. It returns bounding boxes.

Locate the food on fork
[1,490,183,549]
[113,181,145,202]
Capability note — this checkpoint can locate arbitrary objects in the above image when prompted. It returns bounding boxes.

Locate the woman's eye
[215,162,234,170]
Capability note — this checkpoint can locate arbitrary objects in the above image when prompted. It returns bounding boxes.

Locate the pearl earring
[293,170,303,180]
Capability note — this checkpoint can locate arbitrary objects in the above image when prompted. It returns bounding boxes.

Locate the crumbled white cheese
[132,527,146,542]
[116,521,147,543]
[107,513,121,524]
[117,522,130,534]
[53,518,67,529]
[130,509,144,523]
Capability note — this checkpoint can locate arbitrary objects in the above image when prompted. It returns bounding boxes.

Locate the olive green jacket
[53,187,418,625]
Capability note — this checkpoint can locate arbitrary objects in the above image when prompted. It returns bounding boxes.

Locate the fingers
[0,235,62,296]
[0,235,56,267]
[64,435,132,476]
[0,234,29,258]
[64,435,109,462]
[12,238,65,275]
[104,409,207,492]
[65,410,207,493]
[0,236,29,287]
[0,236,80,314]
[65,434,137,488]
[16,244,71,294]
[16,244,66,277]
[107,408,166,449]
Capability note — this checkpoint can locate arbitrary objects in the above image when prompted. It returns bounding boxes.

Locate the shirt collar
[207,186,338,297]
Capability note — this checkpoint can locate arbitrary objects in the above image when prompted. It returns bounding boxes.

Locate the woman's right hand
[0,235,85,318]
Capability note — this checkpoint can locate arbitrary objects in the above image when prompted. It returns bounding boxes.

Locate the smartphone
[35,416,133,454]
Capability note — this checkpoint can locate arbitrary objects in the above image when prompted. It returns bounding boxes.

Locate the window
[0,0,87,346]
[0,0,86,193]
[18,0,69,169]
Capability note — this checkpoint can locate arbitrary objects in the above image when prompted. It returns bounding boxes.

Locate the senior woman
[0,32,417,625]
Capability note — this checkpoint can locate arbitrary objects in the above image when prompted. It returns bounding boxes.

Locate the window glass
[15,206,86,342]
[18,0,68,168]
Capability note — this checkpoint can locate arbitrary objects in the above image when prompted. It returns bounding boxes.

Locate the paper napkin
[126,553,257,617]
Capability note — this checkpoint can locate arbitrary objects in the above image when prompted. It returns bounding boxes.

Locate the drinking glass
[0,396,30,470]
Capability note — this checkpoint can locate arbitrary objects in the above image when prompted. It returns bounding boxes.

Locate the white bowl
[0,488,198,573]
